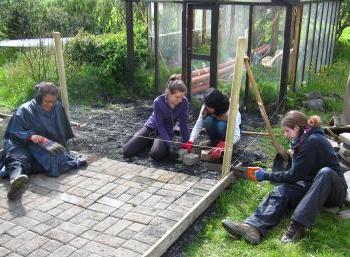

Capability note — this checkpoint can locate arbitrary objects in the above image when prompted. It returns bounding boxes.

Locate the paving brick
[107,185,129,198]
[6,225,27,237]
[133,226,166,245]
[97,196,124,209]
[128,223,146,232]
[50,245,76,257]
[6,253,22,257]
[123,239,150,254]
[187,187,208,197]
[117,193,134,202]
[129,192,152,205]
[44,217,64,228]
[3,231,37,251]
[26,209,53,223]
[88,203,115,214]
[141,195,163,208]
[68,250,91,257]
[95,183,118,195]
[119,229,137,239]
[81,230,100,240]
[67,187,91,198]
[162,183,189,193]
[0,247,11,257]
[45,228,76,244]
[36,199,64,212]
[68,237,89,249]
[150,216,176,230]
[112,248,139,257]
[30,223,52,234]
[174,193,202,208]
[168,173,190,184]
[0,221,15,234]
[27,248,49,257]
[139,167,157,177]
[143,186,160,194]
[12,216,40,229]
[156,189,183,198]
[93,173,117,183]
[105,219,132,236]
[167,203,191,213]
[132,176,156,186]
[76,178,106,192]
[16,235,48,256]
[54,192,84,205]
[94,233,125,248]
[0,234,13,245]
[92,217,119,232]
[159,209,184,221]
[81,241,117,256]
[58,222,89,236]
[57,205,84,221]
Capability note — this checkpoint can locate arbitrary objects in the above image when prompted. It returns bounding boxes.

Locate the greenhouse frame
[125,0,341,107]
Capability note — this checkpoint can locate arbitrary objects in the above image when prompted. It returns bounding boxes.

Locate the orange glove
[209,141,225,160]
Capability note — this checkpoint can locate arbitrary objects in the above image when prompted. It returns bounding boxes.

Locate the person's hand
[40,139,65,154]
[255,168,266,182]
[30,135,46,144]
[209,141,225,160]
[180,141,193,153]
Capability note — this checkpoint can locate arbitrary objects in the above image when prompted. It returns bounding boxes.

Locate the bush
[65,25,153,101]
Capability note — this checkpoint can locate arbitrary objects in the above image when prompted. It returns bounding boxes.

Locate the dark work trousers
[4,145,44,174]
[245,167,347,235]
[123,127,169,161]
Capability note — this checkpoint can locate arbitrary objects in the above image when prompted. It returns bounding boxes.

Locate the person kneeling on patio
[0,82,86,200]
[222,111,347,244]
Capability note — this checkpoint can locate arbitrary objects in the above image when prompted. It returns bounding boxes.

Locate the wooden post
[290,4,302,91]
[245,57,289,162]
[125,0,134,90]
[221,37,247,178]
[53,32,70,120]
[202,10,206,43]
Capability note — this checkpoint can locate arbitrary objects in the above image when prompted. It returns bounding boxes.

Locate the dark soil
[70,99,269,179]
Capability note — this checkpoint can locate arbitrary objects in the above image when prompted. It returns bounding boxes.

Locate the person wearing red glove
[181,89,241,158]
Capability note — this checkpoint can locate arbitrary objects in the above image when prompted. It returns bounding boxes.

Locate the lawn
[183,29,350,257]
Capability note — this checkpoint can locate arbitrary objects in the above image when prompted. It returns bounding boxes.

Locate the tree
[337,0,350,40]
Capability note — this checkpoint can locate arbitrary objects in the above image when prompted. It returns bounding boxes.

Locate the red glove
[180,141,193,153]
[209,141,225,160]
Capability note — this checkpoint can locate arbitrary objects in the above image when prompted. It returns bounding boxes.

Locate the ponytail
[307,115,322,127]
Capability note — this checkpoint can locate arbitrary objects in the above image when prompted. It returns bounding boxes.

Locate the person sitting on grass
[181,89,241,160]
[123,75,189,161]
[222,111,347,244]
[0,82,87,200]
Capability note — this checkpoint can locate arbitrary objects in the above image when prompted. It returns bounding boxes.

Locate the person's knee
[150,149,166,161]
[123,145,134,158]
[203,116,215,130]
[216,121,227,139]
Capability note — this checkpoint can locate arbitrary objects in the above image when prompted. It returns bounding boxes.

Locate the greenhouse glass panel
[310,3,323,73]
[217,5,249,90]
[296,3,310,85]
[303,3,316,82]
[316,1,328,71]
[330,1,339,65]
[322,1,332,67]
[251,6,286,95]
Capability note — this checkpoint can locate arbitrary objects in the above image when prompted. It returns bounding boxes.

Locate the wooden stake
[53,32,70,120]
[290,4,302,90]
[244,57,289,161]
[221,37,247,178]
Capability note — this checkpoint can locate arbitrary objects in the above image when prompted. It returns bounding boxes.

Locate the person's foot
[7,174,28,200]
[222,219,261,244]
[281,220,306,243]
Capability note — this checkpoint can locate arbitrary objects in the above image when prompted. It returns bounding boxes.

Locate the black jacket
[265,127,347,189]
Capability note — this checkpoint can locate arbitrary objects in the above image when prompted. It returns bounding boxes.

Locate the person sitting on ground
[181,89,241,160]
[0,82,87,200]
[222,111,347,244]
[123,75,189,161]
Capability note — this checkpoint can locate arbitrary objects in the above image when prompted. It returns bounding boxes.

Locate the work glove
[180,141,193,153]
[40,138,65,154]
[254,168,266,182]
[209,141,225,160]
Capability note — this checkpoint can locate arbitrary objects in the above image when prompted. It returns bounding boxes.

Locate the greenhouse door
[185,4,219,97]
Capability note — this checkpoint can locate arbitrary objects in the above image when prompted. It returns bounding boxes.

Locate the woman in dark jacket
[222,110,347,244]
[123,76,189,161]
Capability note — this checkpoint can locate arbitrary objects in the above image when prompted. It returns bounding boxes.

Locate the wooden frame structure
[125,0,341,109]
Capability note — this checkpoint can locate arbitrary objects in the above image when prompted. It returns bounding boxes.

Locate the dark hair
[282,110,321,132]
[34,82,60,104]
[165,75,187,95]
[204,89,229,116]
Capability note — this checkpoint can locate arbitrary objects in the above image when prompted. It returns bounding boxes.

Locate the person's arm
[189,105,205,143]
[6,109,35,144]
[153,100,171,143]
[179,98,190,142]
[264,138,317,183]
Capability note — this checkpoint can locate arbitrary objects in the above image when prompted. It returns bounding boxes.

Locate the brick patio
[0,158,218,257]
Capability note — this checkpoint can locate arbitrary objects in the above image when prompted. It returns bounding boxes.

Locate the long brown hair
[282,110,321,133]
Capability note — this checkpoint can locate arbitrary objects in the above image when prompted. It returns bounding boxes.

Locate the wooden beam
[154,2,160,92]
[221,37,247,178]
[126,0,134,90]
[142,172,235,257]
[53,32,70,120]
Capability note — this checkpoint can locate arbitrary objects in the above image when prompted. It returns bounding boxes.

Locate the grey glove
[40,139,65,154]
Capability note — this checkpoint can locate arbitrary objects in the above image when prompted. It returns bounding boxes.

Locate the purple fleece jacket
[144,94,190,144]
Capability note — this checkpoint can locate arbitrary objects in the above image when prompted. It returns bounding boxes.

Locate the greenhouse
[125,0,341,107]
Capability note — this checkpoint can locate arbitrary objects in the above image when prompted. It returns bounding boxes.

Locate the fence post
[53,32,70,120]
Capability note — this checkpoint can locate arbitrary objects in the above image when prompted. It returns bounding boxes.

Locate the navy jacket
[265,127,348,189]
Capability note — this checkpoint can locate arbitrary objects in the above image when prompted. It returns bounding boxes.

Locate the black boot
[281,220,306,243]
[222,219,261,244]
[7,165,28,200]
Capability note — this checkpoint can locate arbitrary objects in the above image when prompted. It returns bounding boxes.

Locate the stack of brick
[338,133,350,172]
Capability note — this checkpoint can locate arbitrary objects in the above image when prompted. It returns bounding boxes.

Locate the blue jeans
[203,115,227,142]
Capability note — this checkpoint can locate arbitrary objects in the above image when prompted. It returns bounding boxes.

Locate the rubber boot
[7,165,28,200]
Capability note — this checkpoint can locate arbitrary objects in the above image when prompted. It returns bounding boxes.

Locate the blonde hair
[282,110,321,130]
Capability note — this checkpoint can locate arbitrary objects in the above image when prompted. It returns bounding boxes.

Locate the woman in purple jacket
[123,76,189,161]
